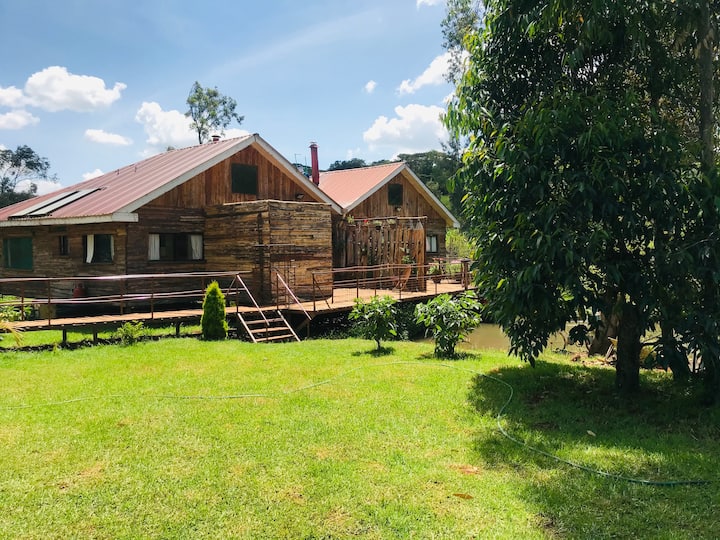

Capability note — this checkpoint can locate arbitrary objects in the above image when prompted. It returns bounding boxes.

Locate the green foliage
[0,145,55,208]
[201,281,228,340]
[445,228,475,259]
[415,291,482,358]
[398,150,463,219]
[185,81,244,144]
[115,321,145,346]
[444,0,718,393]
[348,295,398,350]
[327,158,368,171]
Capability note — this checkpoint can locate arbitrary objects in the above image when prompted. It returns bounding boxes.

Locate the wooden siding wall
[147,146,319,209]
[126,207,206,275]
[334,218,426,269]
[205,201,332,303]
[0,223,128,299]
[332,170,451,267]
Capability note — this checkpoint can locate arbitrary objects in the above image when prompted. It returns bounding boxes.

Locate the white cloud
[134,101,250,149]
[0,109,39,129]
[363,103,448,155]
[417,0,445,7]
[135,101,197,148]
[82,168,104,180]
[84,129,132,146]
[397,52,452,95]
[0,86,25,108]
[21,66,126,112]
[16,178,62,196]
[364,80,377,94]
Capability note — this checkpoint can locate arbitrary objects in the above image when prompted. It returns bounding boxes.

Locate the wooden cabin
[0,135,460,307]
[317,162,460,272]
[0,134,339,303]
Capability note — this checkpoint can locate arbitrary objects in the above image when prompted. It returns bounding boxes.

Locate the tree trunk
[615,300,642,393]
[698,0,715,173]
[588,309,620,356]
[660,322,690,381]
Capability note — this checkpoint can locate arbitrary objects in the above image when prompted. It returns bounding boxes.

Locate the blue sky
[0,0,452,194]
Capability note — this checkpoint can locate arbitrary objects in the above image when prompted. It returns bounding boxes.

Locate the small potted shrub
[427,262,442,283]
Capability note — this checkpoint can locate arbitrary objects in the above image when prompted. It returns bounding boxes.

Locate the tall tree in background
[185,81,244,144]
[445,0,718,395]
[0,145,52,208]
[398,150,461,218]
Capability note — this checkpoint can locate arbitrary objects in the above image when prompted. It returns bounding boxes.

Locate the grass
[0,338,718,539]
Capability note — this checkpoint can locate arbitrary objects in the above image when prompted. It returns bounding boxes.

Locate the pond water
[454,324,582,353]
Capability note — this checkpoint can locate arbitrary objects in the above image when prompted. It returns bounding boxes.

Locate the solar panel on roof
[8,188,100,219]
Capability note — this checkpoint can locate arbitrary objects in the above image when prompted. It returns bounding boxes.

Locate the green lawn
[1,338,717,539]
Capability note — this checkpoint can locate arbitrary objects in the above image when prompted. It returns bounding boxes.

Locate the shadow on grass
[416,350,483,362]
[351,345,396,357]
[467,359,720,537]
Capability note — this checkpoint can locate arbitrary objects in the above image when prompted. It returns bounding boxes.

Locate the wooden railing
[308,258,472,311]
[0,271,249,324]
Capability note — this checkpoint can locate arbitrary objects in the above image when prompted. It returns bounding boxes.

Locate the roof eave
[340,164,405,215]
[401,165,461,228]
[0,213,138,228]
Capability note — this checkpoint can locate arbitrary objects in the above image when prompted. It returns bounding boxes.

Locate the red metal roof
[318,162,460,227]
[0,134,340,225]
[318,162,405,209]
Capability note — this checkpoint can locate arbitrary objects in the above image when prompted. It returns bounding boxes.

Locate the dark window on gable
[3,237,33,270]
[232,164,258,195]
[388,184,403,206]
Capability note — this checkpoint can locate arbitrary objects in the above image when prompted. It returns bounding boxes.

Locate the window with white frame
[148,233,203,261]
[426,234,438,253]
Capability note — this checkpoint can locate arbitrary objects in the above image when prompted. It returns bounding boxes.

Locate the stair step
[249,326,292,335]
[244,318,285,325]
[256,333,296,342]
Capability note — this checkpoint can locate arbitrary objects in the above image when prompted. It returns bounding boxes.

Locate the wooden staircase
[237,308,299,343]
[228,274,300,343]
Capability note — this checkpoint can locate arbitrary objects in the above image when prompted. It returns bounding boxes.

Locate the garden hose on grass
[1,360,712,486]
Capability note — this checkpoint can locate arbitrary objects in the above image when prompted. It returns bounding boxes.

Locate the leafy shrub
[415,291,482,358]
[116,321,145,346]
[348,295,398,350]
[201,281,228,340]
[0,304,31,322]
[445,228,476,259]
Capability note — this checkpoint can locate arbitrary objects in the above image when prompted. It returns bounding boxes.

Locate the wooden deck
[1,265,474,344]
[7,280,471,339]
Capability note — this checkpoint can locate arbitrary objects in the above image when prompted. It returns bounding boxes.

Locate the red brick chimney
[310,142,319,185]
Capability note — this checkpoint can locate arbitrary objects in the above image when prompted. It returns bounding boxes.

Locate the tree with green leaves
[445,0,718,395]
[348,295,398,351]
[0,145,53,208]
[327,158,368,171]
[185,81,244,144]
[415,291,481,358]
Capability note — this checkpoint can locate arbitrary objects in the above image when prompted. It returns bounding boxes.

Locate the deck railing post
[46,280,51,325]
[20,284,26,321]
